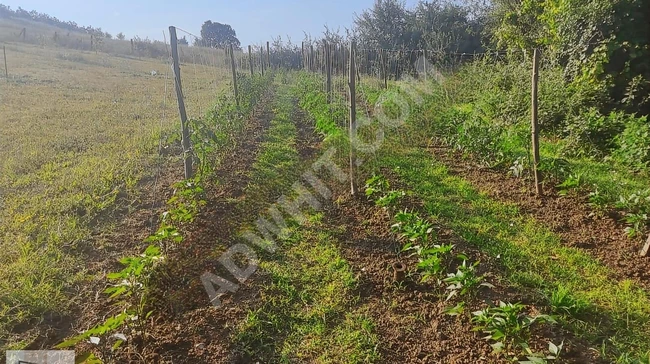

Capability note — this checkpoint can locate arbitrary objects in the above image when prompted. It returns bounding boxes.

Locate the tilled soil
[140,90,279,363]
[322,180,603,363]
[426,144,650,291]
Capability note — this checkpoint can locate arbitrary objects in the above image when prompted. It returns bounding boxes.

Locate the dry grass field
[0,19,231,349]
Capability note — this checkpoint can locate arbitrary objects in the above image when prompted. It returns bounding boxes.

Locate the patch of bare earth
[426,143,650,291]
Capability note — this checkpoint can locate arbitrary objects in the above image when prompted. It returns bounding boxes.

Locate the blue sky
[3,0,419,46]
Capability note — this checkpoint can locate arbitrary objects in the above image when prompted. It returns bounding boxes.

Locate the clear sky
[2,0,420,46]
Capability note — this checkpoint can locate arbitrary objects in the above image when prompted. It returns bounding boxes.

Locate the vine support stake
[531,48,542,196]
[248,45,254,77]
[3,45,8,81]
[266,41,271,70]
[169,26,193,180]
[640,233,650,257]
[260,45,264,76]
[229,43,239,110]
[349,40,358,196]
[326,42,332,103]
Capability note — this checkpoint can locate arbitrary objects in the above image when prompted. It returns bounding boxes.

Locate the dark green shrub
[612,116,650,172]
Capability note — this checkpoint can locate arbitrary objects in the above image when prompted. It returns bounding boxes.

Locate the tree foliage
[0,4,112,38]
[491,0,650,115]
[197,20,241,49]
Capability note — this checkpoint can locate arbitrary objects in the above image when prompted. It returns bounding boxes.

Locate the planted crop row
[364,174,563,362]
[56,73,274,362]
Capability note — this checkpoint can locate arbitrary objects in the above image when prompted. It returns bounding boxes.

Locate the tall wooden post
[301,42,305,70]
[3,46,8,81]
[260,46,264,76]
[423,49,428,81]
[310,44,314,72]
[326,42,332,103]
[229,43,240,110]
[169,26,193,180]
[349,40,358,196]
[531,48,542,196]
[381,49,388,89]
[248,45,254,77]
[266,41,271,70]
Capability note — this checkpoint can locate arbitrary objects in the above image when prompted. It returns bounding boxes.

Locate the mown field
[0,20,230,350]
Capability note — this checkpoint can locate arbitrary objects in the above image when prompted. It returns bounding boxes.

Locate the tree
[178,36,189,45]
[354,0,416,50]
[198,20,240,48]
[116,32,125,40]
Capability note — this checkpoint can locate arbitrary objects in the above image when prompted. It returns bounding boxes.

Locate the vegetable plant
[443,257,493,301]
[472,301,556,353]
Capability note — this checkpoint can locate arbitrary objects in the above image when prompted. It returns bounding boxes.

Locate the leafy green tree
[354,0,416,49]
[197,20,241,49]
[492,0,650,115]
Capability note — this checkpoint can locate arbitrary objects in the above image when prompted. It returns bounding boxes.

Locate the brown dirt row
[424,143,650,292]
[318,175,603,363]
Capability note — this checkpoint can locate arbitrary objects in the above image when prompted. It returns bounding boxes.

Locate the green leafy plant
[444,257,493,301]
[612,115,650,172]
[104,245,164,340]
[519,341,564,363]
[376,190,406,208]
[556,173,582,196]
[444,302,466,316]
[56,313,129,363]
[588,189,608,212]
[364,174,390,198]
[616,190,650,238]
[472,301,556,353]
[166,179,206,224]
[392,210,436,247]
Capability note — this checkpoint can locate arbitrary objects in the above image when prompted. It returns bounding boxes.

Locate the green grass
[235,214,379,363]
[233,83,379,362]
[243,85,301,213]
[373,142,650,360]
[0,39,231,350]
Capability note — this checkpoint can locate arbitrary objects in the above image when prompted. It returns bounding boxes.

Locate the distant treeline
[0,3,114,39]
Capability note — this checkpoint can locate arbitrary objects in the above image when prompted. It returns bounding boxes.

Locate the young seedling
[104,244,164,340]
[444,257,493,301]
[56,313,129,363]
[519,341,564,363]
[472,301,556,353]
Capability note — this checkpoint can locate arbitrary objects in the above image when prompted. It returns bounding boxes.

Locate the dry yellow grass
[0,26,232,349]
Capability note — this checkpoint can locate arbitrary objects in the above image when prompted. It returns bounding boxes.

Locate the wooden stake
[260,46,264,76]
[349,40,358,196]
[640,233,650,257]
[301,42,305,70]
[326,42,332,103]
[169,26,193,180]
[266,41,271,70]
[423,49,427,81]
[381,49,388,89]
[531,48,543,196]
[3,45,8,81]
[248,45,253,77]
[310,44,314,72]
[229,43,239,110]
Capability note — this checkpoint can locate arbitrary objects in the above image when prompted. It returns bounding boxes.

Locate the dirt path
[426,143,650,291]
[140,89,279,363]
